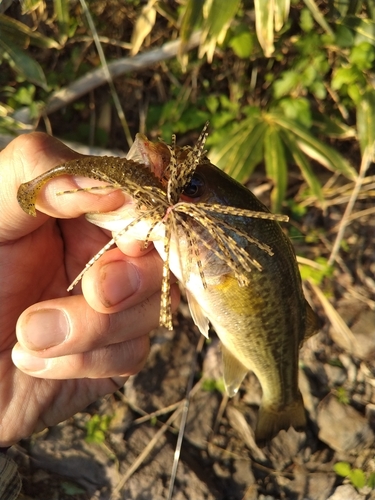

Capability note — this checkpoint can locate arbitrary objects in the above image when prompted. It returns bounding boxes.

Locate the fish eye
[183,173,205,198]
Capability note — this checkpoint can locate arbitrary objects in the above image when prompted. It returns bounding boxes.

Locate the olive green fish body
[164,161,315,442]
[17,129,319,443]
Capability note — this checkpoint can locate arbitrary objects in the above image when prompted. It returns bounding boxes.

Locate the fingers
[12,282,179,379]
[81,246,173,313]
[12,334,150,379]
[0,132,125,241]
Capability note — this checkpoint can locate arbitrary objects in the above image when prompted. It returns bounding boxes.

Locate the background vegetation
[1,0,374,213]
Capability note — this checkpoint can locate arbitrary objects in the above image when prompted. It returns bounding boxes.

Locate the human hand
[0,133,179,446]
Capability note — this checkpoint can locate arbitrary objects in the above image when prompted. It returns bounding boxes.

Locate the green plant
[0,13,60,89]
[144,1,375,210]
[299,257,334,285]
[201,377,226,394]
[334,461,375,490]
[335,386,350,405]
[85,414,112,444]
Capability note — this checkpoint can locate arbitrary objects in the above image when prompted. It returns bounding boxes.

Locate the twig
[167,334,205,500]
[44,31,201,116]
[328,146,373,266]
[110,378,203,498]
[79,0,133,148]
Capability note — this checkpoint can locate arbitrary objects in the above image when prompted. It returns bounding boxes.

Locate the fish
[17,124,319,443]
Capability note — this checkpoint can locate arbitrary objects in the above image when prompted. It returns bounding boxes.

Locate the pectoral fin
[186,290,210,339]
[221,344,249,397]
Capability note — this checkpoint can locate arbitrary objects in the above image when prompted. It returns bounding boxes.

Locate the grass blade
[356,88,375,160]
[280,128,324,206]
[272,113,357,179]
[264,126,287,211]
[254,0,275,56]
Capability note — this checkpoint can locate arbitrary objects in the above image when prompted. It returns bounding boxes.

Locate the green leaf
[349,469,366,489]
[231,120,268,181]
[299,257,333,285]
[200,0,241,61]
[264,126,287,212]
[272,114,357,179]
[279,128,324,206]
[209,112,260,167]
[278,97,312,128]
[367,472,375,488]
[274,0,290,32]
[312,115,355,140]
[0,14,60,49]
[331,67,358,90]
[303,0,334,35]
[273,70,300,98]
[0,38,47,89]
[334,24,354,48]
[349,42,375,70]
[180,0,203,47]
[300,8,314,32]
[254,0,275,56]
[203,0,240,40]
[341,16,375,45]
[357,88,375,158]
[334,461,352,477]
[53,0,70,45]
[229,29,254,58]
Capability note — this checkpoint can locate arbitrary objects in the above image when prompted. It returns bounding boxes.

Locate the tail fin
[255,391,306,446]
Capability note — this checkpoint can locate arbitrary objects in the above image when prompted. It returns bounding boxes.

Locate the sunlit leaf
[200,0,241,62]
[357,88,375,159]
[349,469,366,489]
[21,0,43,14]
[264,126,288,212]
[0,37,47,89]
[130,0,157,56]
[274,0,290,31]
[254,0,274,56]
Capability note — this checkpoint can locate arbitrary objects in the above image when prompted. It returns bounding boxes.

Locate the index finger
[0,133,126,242]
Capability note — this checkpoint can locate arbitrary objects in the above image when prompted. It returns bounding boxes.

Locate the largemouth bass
[17,125,319,443]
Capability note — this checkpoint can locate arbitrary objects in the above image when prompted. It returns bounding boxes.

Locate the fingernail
[99,261,140,307]
[12,348,48,372]
[22,309,70,350]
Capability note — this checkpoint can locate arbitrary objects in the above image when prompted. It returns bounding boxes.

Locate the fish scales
[17,126,319,444]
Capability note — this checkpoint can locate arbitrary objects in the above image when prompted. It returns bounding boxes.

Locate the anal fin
[221,344,248,397]
[186,290,210,339]
[300,300,320,346]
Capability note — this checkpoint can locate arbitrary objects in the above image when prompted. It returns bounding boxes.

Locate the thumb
[0,133,124,242]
